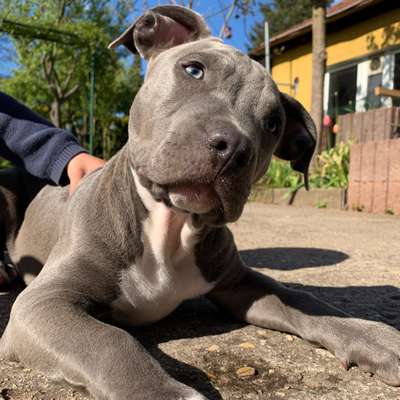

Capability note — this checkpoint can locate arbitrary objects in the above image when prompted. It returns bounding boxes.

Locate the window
[328,66,357,117]
[393,52,400,107]
[365,73,382,110]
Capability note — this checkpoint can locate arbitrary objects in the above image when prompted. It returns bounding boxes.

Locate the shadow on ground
[0,246,399,399]
[128,280,400,398]
[239,247,349,270]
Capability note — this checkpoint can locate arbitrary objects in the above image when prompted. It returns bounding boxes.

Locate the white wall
[355,60,369,112]
[382,52,395,108]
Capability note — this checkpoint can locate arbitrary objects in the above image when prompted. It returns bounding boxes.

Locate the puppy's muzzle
[207,129,253,177]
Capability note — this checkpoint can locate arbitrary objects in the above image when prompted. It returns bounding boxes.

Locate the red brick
[347,182,361,210]
[373,108,387,141]
[388,139,400,183]
[349,143,362,183]
[360,181,374,212]
[347,138,400,214]
[339,113,353,143]
[372,182,388,213]
[360,141,376,183]
[352,113,364,143]
[374,140,389,182]
[383,108,392,140]
[387,182,400,215]
[363,112,374,142]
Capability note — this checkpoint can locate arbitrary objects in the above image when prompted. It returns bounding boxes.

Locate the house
[250,0,400,117]
[251,0,400,214]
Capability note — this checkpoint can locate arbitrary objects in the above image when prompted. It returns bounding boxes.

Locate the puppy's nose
[208,132,252,172]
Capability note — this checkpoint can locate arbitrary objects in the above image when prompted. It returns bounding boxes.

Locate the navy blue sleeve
[0,91,87,184]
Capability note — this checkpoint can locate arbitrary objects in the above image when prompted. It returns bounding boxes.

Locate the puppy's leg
[0,168,45,284]
[0,168,24,284]
[209,267,400,386]
[0,168,21,248]
[0,281,207,400]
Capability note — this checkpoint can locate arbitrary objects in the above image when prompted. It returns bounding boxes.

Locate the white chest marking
[111,170,215,326]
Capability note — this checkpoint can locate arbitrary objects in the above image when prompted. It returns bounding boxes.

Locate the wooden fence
[337,107,400,144]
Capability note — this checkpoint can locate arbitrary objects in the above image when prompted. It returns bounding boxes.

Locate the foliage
[248,0,333,50]
[0,0,142,159]
[310,141,350,189]
[257,158,301,188]
[257,142,350,190]
[315,199,327,208]
[0,158,12,169]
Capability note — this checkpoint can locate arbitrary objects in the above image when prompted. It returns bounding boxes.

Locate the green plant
[385,208,395,215]
[257,158,302,188]
[0,0,142,160]
[310,142,350,189]
[0,158,12,169]
[256,142,351,192]
[315,200,328,208]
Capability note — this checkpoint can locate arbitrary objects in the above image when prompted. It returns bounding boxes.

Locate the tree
[249,0,317,50]
[0,0,255,159]
[248,0,330,150]
[311,0,327,147]
[0,0,142,159]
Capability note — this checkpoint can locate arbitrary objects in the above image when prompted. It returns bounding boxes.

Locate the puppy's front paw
[337,319,400,386]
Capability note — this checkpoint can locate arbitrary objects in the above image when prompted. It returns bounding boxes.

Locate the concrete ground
[1,203,400,400]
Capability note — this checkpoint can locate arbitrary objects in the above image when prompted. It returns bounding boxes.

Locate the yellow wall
[271,9,400,111]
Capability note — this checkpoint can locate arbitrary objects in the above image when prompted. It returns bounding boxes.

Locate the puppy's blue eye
[184,64,204,80]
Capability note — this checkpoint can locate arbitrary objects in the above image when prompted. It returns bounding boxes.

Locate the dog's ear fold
[108,5,211,59]
[274,93,317,190]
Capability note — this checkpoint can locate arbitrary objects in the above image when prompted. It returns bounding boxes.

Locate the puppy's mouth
[134,171,224,222]
[168,182,221,215]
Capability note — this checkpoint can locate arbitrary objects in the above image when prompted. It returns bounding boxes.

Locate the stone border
[250,187,347,209]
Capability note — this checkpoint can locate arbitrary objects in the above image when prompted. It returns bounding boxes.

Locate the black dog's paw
[336,319,400,386]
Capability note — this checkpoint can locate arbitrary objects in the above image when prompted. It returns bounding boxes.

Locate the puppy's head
[110,5,316,225]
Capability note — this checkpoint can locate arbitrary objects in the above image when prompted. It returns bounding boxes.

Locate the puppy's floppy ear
[274,93,317,190]
[108,5,211,59]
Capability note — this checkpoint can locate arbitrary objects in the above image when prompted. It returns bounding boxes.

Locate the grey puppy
[1,6,400,400]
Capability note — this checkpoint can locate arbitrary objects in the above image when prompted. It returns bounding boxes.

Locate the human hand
[67,153,105,194]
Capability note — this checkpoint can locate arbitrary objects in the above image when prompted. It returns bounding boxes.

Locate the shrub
[257,158,301,188]
[310,142,350,189]
[257,142,350,190]
[0,159,12,169]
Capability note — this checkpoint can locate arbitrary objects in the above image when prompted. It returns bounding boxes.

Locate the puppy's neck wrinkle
[131,168,200,264]
[91,146,147,263]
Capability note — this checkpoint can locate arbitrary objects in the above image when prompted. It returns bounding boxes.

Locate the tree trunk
[50,100,62,127]
[311,0,327,153]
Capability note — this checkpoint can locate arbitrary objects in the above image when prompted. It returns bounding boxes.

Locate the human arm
[0,91,104,188]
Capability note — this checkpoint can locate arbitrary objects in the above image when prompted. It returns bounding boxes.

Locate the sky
[1,0,341,76]
[160,1,264,52]
[0,0,263,77]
